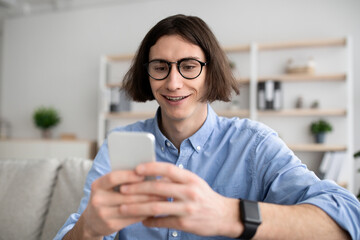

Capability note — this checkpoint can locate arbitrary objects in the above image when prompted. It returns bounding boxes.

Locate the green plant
[310,119,332,134]
[33,106,60,130]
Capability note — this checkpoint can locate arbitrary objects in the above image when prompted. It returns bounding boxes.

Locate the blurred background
[0,0,359,193]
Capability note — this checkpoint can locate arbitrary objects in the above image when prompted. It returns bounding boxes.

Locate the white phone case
[108,131,156,170]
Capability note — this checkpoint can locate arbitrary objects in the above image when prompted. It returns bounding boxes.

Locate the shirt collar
[188,104,217,152]
[153,104,217,153]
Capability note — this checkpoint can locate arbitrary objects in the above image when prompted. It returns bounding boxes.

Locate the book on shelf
[318,151,346,182]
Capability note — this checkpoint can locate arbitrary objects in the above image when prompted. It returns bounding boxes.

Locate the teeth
[166,96,186,101]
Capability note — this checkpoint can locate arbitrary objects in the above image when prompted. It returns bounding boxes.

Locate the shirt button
[178,164,184,169]
[172,231,178,237]
[196,146,201,151]
[161,147,164,152]
[166,141,171,147]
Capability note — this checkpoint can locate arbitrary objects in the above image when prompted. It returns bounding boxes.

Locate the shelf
[216,109,250,118]
[288,144,347,152]
[105,108,346,120]
[258,109,346,117]
[223,44,251,53]
[105,73,344,89]
[106,78,250,89]
[106,82,123,88]
[106,54,134,62]
[258,73,346,82]
[258,38,346,51]
[105,110,250,120]
[105,112,155,119]
[98,36,354,192]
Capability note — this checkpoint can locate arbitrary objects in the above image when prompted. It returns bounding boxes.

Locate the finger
[92,204,148,221]
[135,162,198,184]
[91,189,166,206]
[93,170,145,191]
[120,180,191,201]
[119,201,188,217]
[142,215,181,229]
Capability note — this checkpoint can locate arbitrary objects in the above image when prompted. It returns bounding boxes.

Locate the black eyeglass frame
[144,58,207,80]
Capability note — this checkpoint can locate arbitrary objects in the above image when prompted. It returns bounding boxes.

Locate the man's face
[148,34,208,124]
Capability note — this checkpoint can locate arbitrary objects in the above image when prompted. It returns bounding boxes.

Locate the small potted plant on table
[33,106,61,139]
[310,119,332,143]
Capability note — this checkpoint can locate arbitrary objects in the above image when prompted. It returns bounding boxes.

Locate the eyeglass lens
[147,59,204,80]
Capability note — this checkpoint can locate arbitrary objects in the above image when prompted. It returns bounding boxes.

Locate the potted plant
[310,119,332,143]
[33,106,61,138]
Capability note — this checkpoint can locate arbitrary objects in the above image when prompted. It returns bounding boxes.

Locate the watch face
[243,200,262,224]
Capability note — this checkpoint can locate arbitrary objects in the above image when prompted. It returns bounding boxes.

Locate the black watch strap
[237,199,262,239]
[238,221,258,239]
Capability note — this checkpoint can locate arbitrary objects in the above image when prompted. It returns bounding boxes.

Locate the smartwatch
[237,199,262,239]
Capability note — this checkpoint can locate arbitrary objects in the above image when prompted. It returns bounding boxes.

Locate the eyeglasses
[144,58,207,80]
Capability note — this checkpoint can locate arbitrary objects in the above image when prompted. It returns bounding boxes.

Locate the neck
[158,105,208,149]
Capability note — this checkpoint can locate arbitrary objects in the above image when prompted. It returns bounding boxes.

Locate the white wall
[1,0,359,147]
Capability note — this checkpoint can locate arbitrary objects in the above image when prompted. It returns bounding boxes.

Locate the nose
[166,64,183,91]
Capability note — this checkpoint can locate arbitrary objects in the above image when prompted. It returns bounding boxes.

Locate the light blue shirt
[56,105,360,240]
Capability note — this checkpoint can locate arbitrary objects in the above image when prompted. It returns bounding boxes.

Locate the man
[56,14,359,240]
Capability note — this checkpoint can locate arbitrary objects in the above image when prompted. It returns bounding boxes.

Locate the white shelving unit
[98,37,354,193]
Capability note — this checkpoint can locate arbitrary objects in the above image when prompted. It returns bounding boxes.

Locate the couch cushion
[0,158,61,240]
[40,157,93,240]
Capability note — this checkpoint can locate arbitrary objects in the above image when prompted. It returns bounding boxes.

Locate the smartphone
[108,131,156,171]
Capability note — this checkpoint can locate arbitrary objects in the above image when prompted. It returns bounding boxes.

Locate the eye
[180,60,200,72]
[150,61,168,72]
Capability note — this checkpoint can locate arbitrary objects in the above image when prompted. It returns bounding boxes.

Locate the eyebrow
[149,56,202,62]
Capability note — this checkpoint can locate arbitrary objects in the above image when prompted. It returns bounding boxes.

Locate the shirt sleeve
[54,140,117,240]
[254,130,360,239]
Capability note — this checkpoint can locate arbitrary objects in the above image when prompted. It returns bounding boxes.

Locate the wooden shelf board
[223,44,251,53]
[258,38,346,51]
[288,144,347,152]
[106,82,123,88]
[258,73,346,82]
[237,78,250,84]
[216,109,250,118]
[105,112,155,119]
[258,109,346,117]
[105,73,344,88]
[106,54,134,62]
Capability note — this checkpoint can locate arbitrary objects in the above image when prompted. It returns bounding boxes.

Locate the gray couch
[0,157,93,240]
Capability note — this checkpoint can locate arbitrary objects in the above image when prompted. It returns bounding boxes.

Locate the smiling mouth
[164,95,189,102]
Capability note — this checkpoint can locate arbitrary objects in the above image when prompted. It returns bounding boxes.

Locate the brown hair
[122,14,239,102]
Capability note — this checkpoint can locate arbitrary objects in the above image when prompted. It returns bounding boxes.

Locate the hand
[118,162,243,237]
[81,170,165,238]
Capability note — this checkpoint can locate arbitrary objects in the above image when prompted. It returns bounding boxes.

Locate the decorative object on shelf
[310,119,332,143]
[0,118,11,139]
[273,81,282,110]
[295,96,304,109]
[110,88,131,112]
[318,151,346,181]
[257,82,265,110]
[33,106,61,139]
[354,151,360,200]
[285,57,316,74]
[310,100,320,109]
[258,80,282,110]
